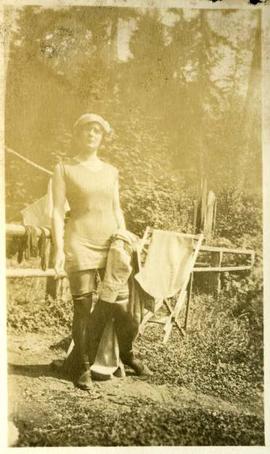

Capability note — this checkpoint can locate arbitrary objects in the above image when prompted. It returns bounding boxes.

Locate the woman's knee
[73,293,92,317]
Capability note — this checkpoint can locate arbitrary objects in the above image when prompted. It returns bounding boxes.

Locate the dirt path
[8,332,264,446]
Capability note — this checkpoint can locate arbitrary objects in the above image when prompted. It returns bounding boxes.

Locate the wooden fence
[6,223,255,296]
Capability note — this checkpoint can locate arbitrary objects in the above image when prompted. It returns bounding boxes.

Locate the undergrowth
[7,266,263,407]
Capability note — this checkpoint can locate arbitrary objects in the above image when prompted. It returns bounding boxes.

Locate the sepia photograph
[1,0,269,448]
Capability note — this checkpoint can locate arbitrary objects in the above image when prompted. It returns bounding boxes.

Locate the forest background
[5,6,262,241]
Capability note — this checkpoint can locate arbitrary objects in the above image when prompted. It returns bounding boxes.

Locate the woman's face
[78,122,104,151]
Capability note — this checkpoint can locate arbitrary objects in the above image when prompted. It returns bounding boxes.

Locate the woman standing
[52,113,126,389]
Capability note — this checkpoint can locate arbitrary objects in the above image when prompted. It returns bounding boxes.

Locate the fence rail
[6,268,66,278]
[6,224,51,238]
[5,224,255,286]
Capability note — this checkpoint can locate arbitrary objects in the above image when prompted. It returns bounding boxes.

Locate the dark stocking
[72,293,92,373]
[113,302,139,365]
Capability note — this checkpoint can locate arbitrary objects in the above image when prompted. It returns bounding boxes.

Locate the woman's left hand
[54,250,66,279]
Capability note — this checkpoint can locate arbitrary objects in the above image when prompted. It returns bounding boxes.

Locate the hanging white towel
[135,230,194,299]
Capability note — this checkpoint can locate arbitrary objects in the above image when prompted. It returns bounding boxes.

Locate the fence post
[193,183,217,294]
[45,241,57,299]
[208,251,223,295]
[184,272,194,331]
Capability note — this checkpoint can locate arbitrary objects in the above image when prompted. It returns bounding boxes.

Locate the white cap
[73,113,111,134]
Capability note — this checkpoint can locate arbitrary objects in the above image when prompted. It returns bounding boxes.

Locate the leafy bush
[215,188,262,247]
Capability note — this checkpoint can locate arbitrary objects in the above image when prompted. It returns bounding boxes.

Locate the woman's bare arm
[113,177,126,230]
[51,163,66,274]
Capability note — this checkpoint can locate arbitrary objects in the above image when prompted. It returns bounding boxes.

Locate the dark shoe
[113,363,126,378]
[126,358,153,376]
[90,369,112,381]
[139,364,153,377]
[50,359,64,370]
[76,369,92,390]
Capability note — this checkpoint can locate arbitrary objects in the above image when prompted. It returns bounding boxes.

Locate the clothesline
[5,146,53,176]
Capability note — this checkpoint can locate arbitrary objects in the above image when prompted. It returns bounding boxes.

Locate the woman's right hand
[54,250,66,278]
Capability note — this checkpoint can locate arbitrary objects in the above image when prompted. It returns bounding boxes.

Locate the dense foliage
[5,6,261,227]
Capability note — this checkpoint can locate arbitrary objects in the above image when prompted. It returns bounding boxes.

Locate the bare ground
[8,331,264,447]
